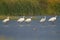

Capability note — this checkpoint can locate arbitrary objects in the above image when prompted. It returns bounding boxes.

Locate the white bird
[17,16,25,23]
[48,16,57,22]
[2,16,10,23]
[40,16,46,22]
[25,17,32,23]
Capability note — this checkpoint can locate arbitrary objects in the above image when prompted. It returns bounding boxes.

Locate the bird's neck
[7,17,9,19]
[8,18,9,19]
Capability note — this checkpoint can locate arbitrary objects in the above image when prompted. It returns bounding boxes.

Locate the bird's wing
[19,18,24,21]
[48,17,56,21]
[3,19,9,22]
[40,18,45,21]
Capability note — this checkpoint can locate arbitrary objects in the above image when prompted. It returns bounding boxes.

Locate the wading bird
[40,16,46,23]
[2,16,10,23]
[25,17,32,23]
[48,16,57,23]
[17,16,25,23]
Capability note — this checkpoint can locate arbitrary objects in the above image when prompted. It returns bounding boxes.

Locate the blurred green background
[0,0,60,16]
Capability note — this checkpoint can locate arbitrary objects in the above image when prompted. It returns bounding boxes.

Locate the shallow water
[0,16,60,40]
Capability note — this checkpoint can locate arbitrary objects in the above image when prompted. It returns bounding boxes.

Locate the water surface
[0,16,60,40]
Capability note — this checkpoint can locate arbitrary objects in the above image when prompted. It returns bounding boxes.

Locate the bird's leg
[17,22,22,24]
[51,21,55,25]
[41,22,45,25]
[52,22,55,25]
[25,22,31,26]
[51,22,56,27]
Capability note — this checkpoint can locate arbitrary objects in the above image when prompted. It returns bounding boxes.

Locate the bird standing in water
[2,16,10,24]
[17,16,25,23]
[25,17,32,23]
[40,16,46,23]
[48,16,57,24]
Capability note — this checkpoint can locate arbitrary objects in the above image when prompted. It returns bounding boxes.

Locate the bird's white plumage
[25,17,32,22]
[3,17,9,23]
[17,16,25,22]
[48,16,57,22]
[40,16,46,22]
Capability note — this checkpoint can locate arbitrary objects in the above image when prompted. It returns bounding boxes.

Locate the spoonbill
[2,16,10,23]
[25,17,32,23]
[48,16,57,22]
[17,16,25,23]
[40,16,46,23]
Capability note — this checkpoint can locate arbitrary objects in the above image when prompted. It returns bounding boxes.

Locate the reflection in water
[18,24,32,27]
[19,25,24,27]
[3,25,9,27]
